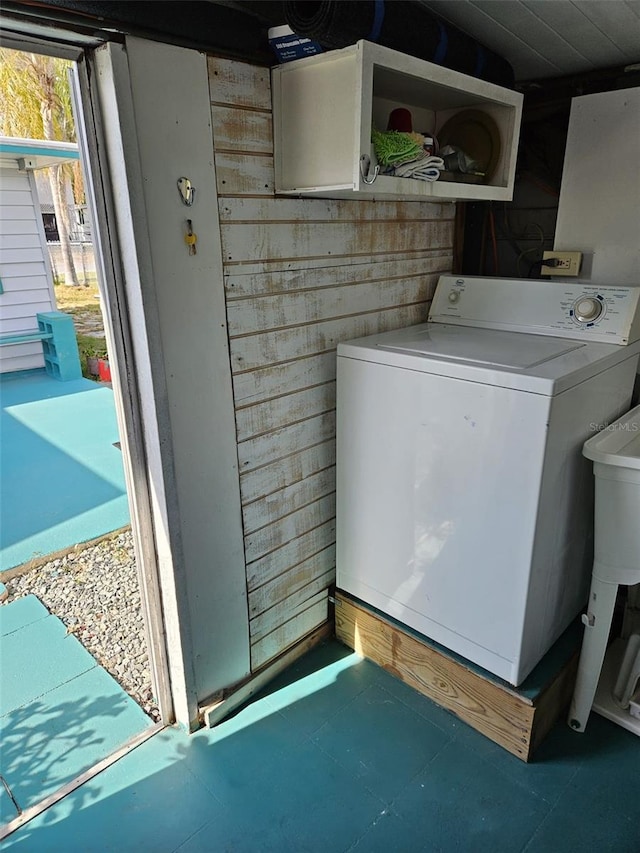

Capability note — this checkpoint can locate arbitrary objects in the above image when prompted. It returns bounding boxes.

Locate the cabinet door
[273,50,362,194]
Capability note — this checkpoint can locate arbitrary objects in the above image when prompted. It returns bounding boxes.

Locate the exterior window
[42,213,59,242]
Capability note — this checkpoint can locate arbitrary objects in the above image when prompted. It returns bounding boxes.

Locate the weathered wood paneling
[215,152,274,196]
[211,105,272,154]
[239,440,336,504]
[219,197,454,222]
[248,546,335,618]
[207,57,271,109]
[235,381,335,442]
[221,218,453,264]
[237,411,336,473]
[225,253,450,298]
[250,587,329,643]
[230,304,426,373]
[226,247,452,278]
[209,56,454,669]
[233,351,336,406]
[242,466,336,535]
[246,519,336,593]
[227,276,439,335]
[250,598,329,670]
[245,492,336,564]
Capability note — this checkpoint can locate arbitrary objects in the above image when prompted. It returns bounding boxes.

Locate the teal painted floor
[0,371,130,571]
[0,595,153,825]
[4,639,639,852]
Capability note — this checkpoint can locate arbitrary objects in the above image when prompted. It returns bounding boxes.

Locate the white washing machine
[336,275,640,685]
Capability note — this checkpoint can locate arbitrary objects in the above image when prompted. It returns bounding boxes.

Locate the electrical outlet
[541,250,583,276]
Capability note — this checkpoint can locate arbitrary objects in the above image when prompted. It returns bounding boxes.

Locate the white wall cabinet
[272,40,523,202]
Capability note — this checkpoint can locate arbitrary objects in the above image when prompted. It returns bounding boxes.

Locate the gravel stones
[5,529,160,723]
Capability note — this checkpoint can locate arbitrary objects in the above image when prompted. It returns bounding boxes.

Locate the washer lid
[379,325,584,369]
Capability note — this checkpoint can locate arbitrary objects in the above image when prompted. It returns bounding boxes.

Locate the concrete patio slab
[0,371,130,572]
[0,595,153,822]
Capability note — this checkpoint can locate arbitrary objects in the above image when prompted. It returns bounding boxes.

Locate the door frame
[72,48,186,726]
[0,27,199,726]
[1,21,254,730]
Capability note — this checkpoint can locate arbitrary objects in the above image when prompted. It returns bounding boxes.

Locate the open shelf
[272,40,523,202]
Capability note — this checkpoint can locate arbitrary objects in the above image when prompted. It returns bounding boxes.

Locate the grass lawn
[54,280,102,314]
[55,282,108,379]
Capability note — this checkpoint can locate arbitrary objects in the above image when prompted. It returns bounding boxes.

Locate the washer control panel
[430,276,640,344]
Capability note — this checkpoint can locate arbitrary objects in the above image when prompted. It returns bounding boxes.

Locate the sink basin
[583,404,640,471]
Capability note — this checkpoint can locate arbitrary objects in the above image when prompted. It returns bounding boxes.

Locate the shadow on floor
[4,640,640,852]
[0,596,152,824]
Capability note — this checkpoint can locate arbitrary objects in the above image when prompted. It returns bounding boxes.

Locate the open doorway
[0,42,169,832]
[3,28,249,835]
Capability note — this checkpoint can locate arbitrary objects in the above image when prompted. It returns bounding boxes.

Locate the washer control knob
[574,297,603,323]
[448,290,460,304]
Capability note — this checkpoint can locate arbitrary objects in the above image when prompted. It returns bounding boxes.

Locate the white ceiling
[417,0,640,80]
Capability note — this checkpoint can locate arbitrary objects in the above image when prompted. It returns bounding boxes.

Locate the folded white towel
[393,154,445,182]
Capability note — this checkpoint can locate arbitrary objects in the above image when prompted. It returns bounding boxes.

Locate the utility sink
[568,403,640,735]
[583,406,640,470]
[583,403,640,588]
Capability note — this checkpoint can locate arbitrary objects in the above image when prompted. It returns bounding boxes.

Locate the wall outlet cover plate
[542,250,582,276]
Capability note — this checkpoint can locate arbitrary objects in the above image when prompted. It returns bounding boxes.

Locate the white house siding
[208,57,455,671]
[0,166,56,373]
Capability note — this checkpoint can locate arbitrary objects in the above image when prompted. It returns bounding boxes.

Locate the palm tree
[0,48,80,286]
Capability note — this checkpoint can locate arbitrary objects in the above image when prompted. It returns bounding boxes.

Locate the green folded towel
[371,128,423,166]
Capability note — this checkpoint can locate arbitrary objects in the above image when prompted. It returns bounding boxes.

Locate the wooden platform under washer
[334,590,580,762]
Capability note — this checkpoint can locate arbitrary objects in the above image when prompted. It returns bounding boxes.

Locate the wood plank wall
[207,56,455,671]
